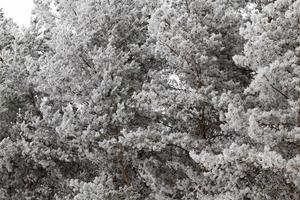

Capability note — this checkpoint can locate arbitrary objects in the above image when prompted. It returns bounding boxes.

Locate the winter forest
[1,0,300,199]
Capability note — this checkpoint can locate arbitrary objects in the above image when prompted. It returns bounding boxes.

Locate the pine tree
[192,0,300,199]
[1,0,300,199]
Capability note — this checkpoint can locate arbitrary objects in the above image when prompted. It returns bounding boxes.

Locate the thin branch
[163,19,171,27]
[166,143,189,155]
[159,41,180,56]
[269,84,289,99]
[263,75,289,99]
[72,8,78,16]
[185,0,190,14]
[79,54,94,70]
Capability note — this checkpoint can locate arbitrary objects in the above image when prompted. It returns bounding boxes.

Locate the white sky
[0,0,34,27]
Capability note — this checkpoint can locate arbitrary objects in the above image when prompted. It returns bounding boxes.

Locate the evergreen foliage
[0,1,300,199]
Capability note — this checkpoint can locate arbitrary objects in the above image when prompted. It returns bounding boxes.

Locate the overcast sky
[0,0,34,27]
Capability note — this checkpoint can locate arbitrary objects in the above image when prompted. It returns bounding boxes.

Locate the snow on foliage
[0,0,300,199]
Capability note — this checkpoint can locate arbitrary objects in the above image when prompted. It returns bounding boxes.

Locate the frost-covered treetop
[1,0,300,199]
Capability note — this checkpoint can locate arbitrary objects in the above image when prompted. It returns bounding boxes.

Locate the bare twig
[72,8,78,16]
[263,75,289,99]
[159,41,180,56]
[79,54,93,69]
[185,0,190,14]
